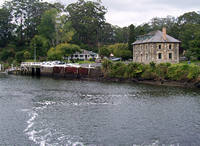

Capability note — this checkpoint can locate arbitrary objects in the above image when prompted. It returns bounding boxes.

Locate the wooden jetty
[18,62,102,79]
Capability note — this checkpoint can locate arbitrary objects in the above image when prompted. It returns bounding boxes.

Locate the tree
[179,24,200,50]
[100,23,115,45]
[15,51,25,62]
[66,0,107,47]
[178,11,200,25]
[56,18,76,44]
[38,8,58,47]
[47,43,81,60]
[24,51,31,60]
[0,7,14,47]
[128,24,136,51]
[30,35,49,59]
[185,31,200,60]
[99,46,110,57]
[113,26,129,43]
[107,43,132,60]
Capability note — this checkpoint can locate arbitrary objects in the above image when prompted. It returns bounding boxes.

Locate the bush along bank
[101,59,200,88]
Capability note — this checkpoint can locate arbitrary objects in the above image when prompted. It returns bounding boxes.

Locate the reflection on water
[0,75,200,146]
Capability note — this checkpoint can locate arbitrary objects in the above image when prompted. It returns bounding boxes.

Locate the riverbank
[99,77,200,88]
[7,60,200,89]
[101,59,200,88]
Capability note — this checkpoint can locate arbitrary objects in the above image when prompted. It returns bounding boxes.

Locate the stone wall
[133,43,179,64]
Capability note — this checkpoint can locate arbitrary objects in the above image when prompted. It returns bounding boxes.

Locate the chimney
[162,27,167,41]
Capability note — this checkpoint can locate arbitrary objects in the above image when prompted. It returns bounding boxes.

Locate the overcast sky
[0,0,199,27]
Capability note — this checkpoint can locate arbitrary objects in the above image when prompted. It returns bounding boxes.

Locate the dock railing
[21,62,42,67]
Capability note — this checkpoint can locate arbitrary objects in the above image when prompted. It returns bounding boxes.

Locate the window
[80,55,83,57]
[169,44,172,49]
[158,53,162,59]
[159,45,161,49]
[169,53,172,59]
[146,54,148,60]
[75,55,78,57]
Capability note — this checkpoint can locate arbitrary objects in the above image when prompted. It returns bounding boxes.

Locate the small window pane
[169,45,172,49]
[169,53,172,59]
[158,53,162,59]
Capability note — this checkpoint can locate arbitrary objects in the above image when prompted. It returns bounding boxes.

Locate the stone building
[132,28,180,64]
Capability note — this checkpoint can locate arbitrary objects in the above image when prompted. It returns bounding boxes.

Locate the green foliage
[126,62,144,78]
[38,8,58,46]
[15,51,25,62]
[107,43,132,60]
[185,31,200,60]
[150,61,156,70]
[59,21,75,43]
[66,0,107,47]
[47,43,81,60]
[128,24,136,50]
[99,46,110,57]
[141,65,158,80]
[101,59,113,75]
[24,51,31,60]
[30,35,49,59]
[47,47,62,60]
[101,60,200,81]
[102,60,144,79]
[0,7,13,47]
[167,64,200,81]
[109,62,127,78]
[0,49,14,61]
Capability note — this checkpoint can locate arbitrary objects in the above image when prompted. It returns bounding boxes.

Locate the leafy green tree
[112,43,132,60]
[47,43,81,60]
[66,0,107,47]
[179,24,200,50]
[24,51,31,60]
[56,19,75,44]
[38,8,58,46]
[0,50,14,61]
[178,11,200,24]
[113,26,129,43]
[0,7,14,47]
[15,51,25,62]
[99,46,110,58]
[185,31,200,60]
[47,47,63,60]
[30,35,49,59]
[128,24,136,51]
[100,23,115,44]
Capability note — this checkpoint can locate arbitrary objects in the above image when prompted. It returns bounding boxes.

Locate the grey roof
[132,30,181,45]
[74,49,97,55]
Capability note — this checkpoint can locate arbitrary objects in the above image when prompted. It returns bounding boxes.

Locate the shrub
[156,63,171,80]
[101,59,113,76]
[187,64,200,80]
[141,65,157,80]
[109,62,127,78]
[167,64,200,81]
[126,62,144,78]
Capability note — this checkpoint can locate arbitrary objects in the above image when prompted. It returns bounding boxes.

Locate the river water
[0,75,200,146]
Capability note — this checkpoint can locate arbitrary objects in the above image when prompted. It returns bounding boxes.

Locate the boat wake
[23,101,84,146]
